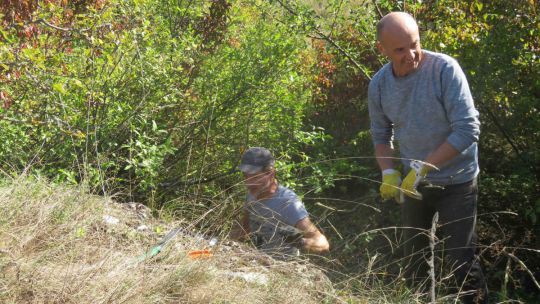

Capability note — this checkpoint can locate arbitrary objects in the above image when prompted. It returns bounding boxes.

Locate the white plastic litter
[136,225,149,231]
[223,270,269,286]
[103,215,119,225]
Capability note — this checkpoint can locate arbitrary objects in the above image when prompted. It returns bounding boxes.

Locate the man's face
[377,27,422,77]
[243,169,274,196]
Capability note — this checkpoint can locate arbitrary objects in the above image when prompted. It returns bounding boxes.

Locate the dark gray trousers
[401,177,488,303]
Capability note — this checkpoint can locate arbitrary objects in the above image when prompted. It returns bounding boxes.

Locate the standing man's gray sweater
[368,50,480,185]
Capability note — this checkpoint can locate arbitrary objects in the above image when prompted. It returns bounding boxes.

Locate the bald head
[375,12,423,77]
[376,12,419,42]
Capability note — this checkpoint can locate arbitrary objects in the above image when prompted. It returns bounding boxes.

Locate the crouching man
[231,147,329,259]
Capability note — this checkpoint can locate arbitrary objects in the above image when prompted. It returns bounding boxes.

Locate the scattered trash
[136,225,149,232]
[138,226,219,261]
[103,215,119,225]
[187,238,217,259]
[187,249,213,259]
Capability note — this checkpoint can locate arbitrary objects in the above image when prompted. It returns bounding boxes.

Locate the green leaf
[475,2,483,12]
[53,82,67,94]
[71,79,84,88]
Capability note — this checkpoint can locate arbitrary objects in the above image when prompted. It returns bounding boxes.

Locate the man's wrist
[382,168,399,176]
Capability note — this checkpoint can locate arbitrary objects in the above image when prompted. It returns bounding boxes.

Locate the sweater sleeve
[368,77,394,146]
[279,190,308,226]
[441,59,480,152]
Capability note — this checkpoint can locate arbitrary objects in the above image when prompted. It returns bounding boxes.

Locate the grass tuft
[0,177,340,303]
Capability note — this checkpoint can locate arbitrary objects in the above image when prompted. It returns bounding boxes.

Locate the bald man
[368,12,488,303]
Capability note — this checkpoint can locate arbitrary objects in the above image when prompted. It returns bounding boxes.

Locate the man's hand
[401,161,429,199]
[380,169,402,201]
[229,211,250,241]
[295,217,329,254]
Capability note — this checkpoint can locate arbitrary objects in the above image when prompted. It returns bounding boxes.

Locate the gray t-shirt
[368,50,480,185]
[244,185,309,258]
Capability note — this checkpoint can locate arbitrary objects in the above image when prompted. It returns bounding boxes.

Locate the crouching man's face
[243,169,275,197]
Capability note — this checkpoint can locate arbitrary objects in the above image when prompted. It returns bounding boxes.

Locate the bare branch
[372,0,383,18]
[35,18,72,32]
[504,250,540,290]
[274,0,372,80]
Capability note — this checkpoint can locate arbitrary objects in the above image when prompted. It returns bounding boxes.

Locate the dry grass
[0,177,342,304]
[0,176,444,303]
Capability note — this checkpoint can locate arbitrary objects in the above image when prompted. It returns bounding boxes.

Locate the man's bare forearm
[375,144,395,171]
[423,141,459,171]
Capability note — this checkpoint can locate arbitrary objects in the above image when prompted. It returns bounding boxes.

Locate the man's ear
[376,40,386,56]
[266,168,276,181]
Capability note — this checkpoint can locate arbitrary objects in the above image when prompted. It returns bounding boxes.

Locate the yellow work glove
[380,169,401,201]
[401,160,430,200]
